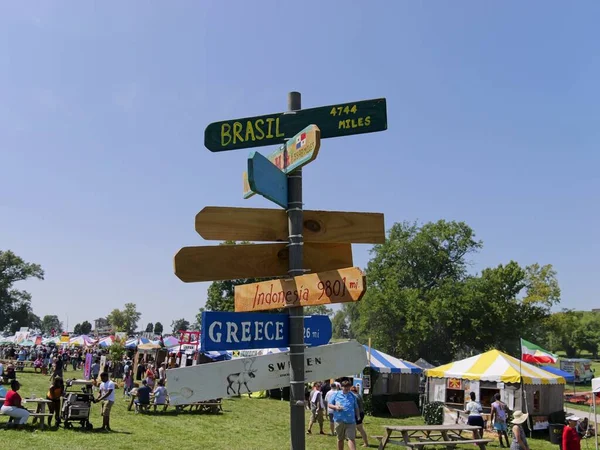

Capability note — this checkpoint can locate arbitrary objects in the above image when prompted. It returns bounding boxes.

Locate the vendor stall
[427,349,565,430]
[359,345,423,416]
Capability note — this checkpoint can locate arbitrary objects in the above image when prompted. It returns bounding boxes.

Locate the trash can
[549,423,564,445]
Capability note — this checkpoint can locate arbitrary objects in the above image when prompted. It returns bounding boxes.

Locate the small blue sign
[200,311,332,351]
[248,151,288,208]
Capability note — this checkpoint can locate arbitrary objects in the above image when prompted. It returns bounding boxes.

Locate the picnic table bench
[377,424,492,450]
[174,399,223,414]
[0,397,53,429]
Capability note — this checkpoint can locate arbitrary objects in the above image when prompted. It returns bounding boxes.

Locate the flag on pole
[521,338,558,364]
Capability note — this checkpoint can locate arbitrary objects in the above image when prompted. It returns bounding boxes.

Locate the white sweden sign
[166,340,367,405]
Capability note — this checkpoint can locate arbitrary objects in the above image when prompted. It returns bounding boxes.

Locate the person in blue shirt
[328,379,360,450]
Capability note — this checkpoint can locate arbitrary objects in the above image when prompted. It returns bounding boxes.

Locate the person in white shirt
[153,379,168,412]
[94,372,115,431]
[325,382,340,436]
[464,391,484,439]
[307,382,325,435]
[158,362,166,382]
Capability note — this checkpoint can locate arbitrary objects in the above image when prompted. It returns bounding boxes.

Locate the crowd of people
[0,342,174,431]
[306,379,369,450]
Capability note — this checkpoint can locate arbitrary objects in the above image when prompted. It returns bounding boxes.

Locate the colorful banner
[84,353,93,380]
[99,355,106,375]
[447,378,463,390]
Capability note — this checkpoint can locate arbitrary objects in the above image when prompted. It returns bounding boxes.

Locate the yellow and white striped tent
[427,349,565,385]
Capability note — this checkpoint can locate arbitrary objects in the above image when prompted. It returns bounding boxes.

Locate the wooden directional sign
[241,125,320,199]
[195,206,385,244]
[166,340,367,405]
[242,171,255,199]
[247,151,288,208]
[235,267,366,312]
[200,312,332,351]
[265,124,321,174]
[174,242,352,283]
[205,98,387,152]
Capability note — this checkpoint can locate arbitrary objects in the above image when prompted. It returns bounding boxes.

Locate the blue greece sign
[200,311,332,351]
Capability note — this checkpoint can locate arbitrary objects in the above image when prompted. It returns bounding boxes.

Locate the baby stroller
[61,379,94,430]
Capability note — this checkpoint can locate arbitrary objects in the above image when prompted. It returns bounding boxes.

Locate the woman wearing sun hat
[510,410,530,450]
[562,415,581,450]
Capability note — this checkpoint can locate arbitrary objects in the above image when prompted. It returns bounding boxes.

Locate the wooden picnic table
[376,424,492,449]
[0,397,53,429]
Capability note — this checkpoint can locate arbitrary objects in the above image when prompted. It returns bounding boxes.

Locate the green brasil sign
[204,98,387,152]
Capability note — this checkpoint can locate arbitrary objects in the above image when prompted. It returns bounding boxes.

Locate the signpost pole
[287,91,305,450]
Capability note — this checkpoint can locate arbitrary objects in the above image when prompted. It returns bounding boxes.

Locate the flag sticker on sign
[296,133,306,149]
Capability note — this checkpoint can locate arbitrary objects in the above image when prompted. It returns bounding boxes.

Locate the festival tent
[42,336,60,345]
[427,349,565,426]
[125,337,150,349]
[0,336,15,345]
[97,336,114,348]
[363,345,422,398]
[414,358,435,370]
[364,345,422,374]
[20,339,36,347]
[69,335,96,346]
[162,336,180,348]
[540,365,575,383]
[203,350,231,361]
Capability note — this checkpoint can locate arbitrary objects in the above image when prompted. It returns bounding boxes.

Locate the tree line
[2,220,594,361]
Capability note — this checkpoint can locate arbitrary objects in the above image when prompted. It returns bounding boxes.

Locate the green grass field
[1,369,561,449]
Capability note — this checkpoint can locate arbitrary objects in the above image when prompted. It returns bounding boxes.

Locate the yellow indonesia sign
[234,267,366,312]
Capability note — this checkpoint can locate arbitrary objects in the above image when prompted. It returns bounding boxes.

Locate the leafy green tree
[80,320,92,335]
[107,309,126,332]
[523,263,561,307]
[41,315,63,335]
[546,310,580,357]
[332,310,350,339]
[575,312,600,357]
[145,322,154,333]
[107,303,141,334]
[108,342,125,362]
[191,307,205,331]
[0,250,44,332]
[28,313,42,332]
[73,323,82,335]
[304,305,333,316]
[154,322,163,334]
[347,220,560,362]
[171,318,190,333]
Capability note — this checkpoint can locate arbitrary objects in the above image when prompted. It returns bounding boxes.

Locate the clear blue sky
[1,1,598,333]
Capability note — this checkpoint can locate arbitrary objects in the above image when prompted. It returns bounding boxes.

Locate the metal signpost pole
[287,91,305,450]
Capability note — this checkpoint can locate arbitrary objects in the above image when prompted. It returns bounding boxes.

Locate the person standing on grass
[46,376,64,427]
[329,379,360,450]
[350,385,370,447]
[123,359,133,397]
[563,416,582,450]
[325,382,340,436]
[509,411,530,450]
[94,372,115,431]
[91,358,100,381]
[158,362,167,383]
[465,391,484,440]
[0,380,30,428]
[52,355,64,380]
[307,382,325,435]
[490,393,510,447]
